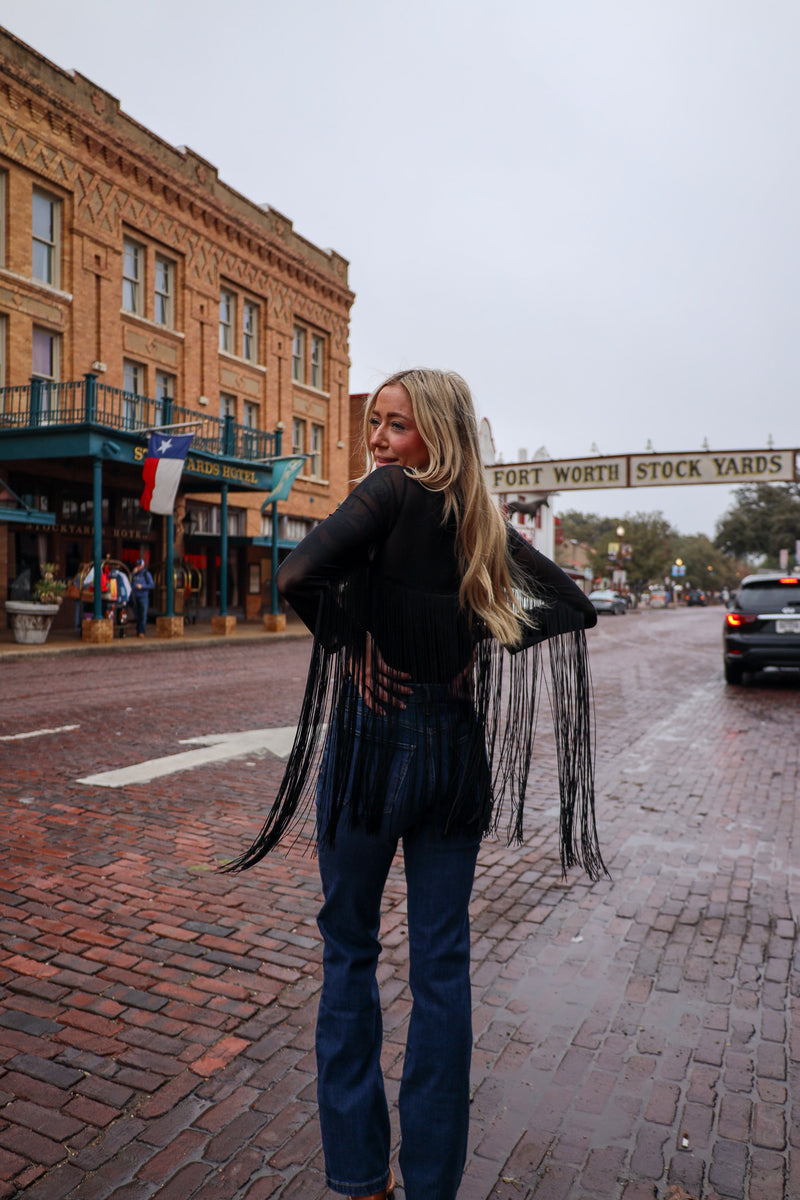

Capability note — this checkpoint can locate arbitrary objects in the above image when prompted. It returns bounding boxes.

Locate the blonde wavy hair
[361,368,532,646]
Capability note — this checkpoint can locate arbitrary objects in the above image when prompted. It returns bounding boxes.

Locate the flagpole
[140,421,204,435]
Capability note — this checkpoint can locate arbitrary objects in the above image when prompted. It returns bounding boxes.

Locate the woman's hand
[351,632,412,713]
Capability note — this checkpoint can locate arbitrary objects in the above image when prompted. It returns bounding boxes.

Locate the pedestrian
[226,368,605,1200]
[131,557,154,637]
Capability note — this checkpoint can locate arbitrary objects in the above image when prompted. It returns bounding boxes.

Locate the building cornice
[0,26,355,312]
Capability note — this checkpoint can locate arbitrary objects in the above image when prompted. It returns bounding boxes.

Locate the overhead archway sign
[488,449,797,493]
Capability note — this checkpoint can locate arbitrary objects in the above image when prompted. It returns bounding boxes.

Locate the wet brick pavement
[0,606,798,1198]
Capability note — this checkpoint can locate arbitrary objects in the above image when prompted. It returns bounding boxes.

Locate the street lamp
[672,557,685,603]
[616,525,625,585]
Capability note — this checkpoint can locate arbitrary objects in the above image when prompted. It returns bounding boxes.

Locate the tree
[714,483,800,566]
[618,512,677,591]
[557,510,618,583]
[558,510,617,550]
[559,509,678,590]
[672,534,746,592]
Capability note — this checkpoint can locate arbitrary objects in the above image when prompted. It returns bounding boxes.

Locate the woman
[227,369,604,1200]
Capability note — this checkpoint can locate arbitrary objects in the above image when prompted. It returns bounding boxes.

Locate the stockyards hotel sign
[488,449,798,493]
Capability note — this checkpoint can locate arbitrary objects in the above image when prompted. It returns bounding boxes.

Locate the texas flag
[140,432,194,515]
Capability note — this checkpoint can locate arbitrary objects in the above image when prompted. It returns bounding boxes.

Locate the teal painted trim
[166,513,174,617]
[252,537,300,550]
[0,476,57,525]
[0,428,276,491]
[185,534,252,547]
[219,483,228,616]
[270,500,279,613]
[0,508,56,525]
[92,459,103,620]
[30,378,42,425]
[84,373,97,422]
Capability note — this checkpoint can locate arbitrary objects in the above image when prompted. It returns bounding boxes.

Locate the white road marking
[77,726,298,788]
[0,724,80,742]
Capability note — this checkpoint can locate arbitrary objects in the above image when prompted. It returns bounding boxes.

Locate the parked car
[687,589,707,606]
[722,572,800,684]
[588,589,627,615]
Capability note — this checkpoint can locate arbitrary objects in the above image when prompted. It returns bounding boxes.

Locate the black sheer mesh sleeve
[507,525,597,645]
[276,466,405,637]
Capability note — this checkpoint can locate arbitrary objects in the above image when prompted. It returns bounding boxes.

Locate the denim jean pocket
[316,728,415,832]
[316,688,485,840]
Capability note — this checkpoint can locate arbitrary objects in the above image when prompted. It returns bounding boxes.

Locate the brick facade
[0,26,353,619]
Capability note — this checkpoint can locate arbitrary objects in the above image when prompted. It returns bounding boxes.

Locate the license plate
[775,618,800,633]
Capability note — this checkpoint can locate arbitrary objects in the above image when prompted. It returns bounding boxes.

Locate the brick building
[0,26,353,632]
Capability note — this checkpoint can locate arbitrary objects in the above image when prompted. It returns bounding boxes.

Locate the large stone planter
[156,615,184,639]
[212,615,237,636]
[82,617,114,644]
[4,600,61,645]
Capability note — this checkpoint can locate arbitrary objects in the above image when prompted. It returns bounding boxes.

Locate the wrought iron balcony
[0,376,281,463]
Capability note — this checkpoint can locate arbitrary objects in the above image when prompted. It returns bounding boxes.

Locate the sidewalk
[1,600,668,661]
[0,613,310,661]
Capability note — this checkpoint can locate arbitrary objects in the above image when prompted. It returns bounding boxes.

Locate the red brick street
[0,607,798,1199]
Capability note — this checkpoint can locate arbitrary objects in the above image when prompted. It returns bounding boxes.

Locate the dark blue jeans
[316,689,481,1199]
[132,591,149,635]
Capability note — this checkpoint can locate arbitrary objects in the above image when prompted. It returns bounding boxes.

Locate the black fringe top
[227,466,606,880]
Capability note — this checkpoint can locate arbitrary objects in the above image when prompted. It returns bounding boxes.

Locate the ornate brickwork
[0,26,355,612]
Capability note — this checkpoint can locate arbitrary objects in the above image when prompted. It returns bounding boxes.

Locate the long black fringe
[223,574,606,881]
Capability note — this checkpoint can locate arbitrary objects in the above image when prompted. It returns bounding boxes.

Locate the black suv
[723,572,800,684]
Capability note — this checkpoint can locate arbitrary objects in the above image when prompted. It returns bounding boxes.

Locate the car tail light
[779,577,799,585]
[726,612,757,627]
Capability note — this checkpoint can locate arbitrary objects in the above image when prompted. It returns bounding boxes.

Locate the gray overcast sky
[4,0,798,537]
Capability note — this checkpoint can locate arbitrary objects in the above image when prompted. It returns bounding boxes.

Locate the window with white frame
[220,392,236,419]
[124,360,144,394]
[154,256,174,327]
[188,504,245,536]
[227,507,246,536]
[309,422,324,478]
[32,327,58,380]
[193,504,220,535]
[292,416,306,456]
[32,190,60,287]
[32,327,60,418]
[219,290,234,353]
[242,401,258,457]
[122,238,143,314]
[285,516,315,542]
[292,324,326,389]
[155,371,175,426]
[260,513,317,541]
[0,314,6,391]
[310,334,324,389]
[243,301,257,362]
[123,360,145,429]
[292,326,306,383]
